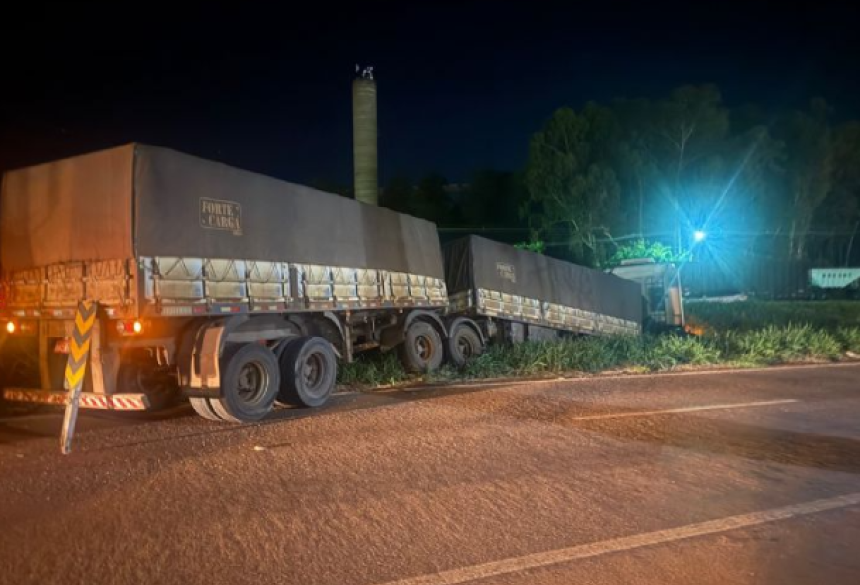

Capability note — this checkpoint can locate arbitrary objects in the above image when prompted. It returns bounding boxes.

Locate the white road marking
[376,492,860,585]
[569,399,799,421]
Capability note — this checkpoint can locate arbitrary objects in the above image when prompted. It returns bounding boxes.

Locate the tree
[622,86,731,252]
[612,87,783,263]
[514,85,855,269]
[776,100,834,260]
[523,104,620,266]
[818,121,860,264]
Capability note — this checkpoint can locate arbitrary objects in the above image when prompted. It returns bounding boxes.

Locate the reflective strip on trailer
[2,389,150,410]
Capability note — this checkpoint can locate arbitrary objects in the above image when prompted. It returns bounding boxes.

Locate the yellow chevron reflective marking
[64,301,97,392]
[64,365,87,389]
[74,311,96,334]
[69,338,91,362]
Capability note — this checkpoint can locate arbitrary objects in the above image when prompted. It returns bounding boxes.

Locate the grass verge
[339,300,860,389]
[339,325,860,388]
[685,300,860,332]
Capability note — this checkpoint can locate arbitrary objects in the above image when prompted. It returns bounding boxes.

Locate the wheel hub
[302,352,324,391]
[237,361,268,403]
[457,335,473,358]
[415,335,433,361]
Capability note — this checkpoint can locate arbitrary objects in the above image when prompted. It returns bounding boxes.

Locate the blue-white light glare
[693,230,707,243]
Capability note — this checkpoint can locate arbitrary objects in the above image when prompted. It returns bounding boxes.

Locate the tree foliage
[513,239,545,254]
[523,104,620,266]
[367,85,860,269]
[521,86,859,267]
[603,239,688,268]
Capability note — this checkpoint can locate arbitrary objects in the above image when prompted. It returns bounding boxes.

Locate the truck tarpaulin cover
[1,144,444,279]
[0,145,135,273]
[444,236,642,324]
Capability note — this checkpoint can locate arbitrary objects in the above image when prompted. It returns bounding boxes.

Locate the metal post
[60,384,83,455]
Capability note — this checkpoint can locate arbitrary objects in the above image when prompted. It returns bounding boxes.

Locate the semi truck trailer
[1,144,644,424]
[442,236,641,365]
[0,144,450,422]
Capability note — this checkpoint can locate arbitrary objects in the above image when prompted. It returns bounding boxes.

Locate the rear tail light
[5,321,35,335]
[116,320,144,336]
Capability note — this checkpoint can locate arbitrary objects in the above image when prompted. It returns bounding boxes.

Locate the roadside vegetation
[339,301,860,389]
[685,300,860,332]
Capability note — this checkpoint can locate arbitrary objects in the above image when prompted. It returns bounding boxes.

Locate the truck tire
[210,343,280,423]
[277,336,337,408]
[447,323,483,367]
[399,320,444,373]
[189,397,223,421]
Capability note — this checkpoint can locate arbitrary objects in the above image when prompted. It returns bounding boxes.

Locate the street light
[693,230,707,243]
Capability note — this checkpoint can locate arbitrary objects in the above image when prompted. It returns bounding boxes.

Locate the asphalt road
[1,363,859,585]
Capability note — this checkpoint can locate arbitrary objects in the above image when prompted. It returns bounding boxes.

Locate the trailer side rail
[462,287,639,336]
[141,256,447,315]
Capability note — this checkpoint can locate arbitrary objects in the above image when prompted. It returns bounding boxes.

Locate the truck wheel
[277,336,337,408]
[447,324,483,367]
[210,343,280,423]
[399,320,444,372]
[189,397,223,421]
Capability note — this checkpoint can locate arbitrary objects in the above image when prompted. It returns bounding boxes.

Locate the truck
[1,144,645,424]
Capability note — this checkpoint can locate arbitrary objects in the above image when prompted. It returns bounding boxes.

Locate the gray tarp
[1,144,444,279]
[0,145,135,272]
[444,236,642,324]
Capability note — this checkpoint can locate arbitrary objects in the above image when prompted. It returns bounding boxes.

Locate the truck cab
[608,258,685,332]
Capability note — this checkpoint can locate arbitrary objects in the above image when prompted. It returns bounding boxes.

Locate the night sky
[1,2,858,185]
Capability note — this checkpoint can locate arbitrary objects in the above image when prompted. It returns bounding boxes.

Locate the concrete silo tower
[352,65,378,206]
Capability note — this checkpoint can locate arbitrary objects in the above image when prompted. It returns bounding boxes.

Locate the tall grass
[718,325,843,364]
[643,334,722,370]
[836,327,860,353]
[686,300,860,332]
[338,351,411,387]
[337,301,860,388]
[455,334,723,379]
